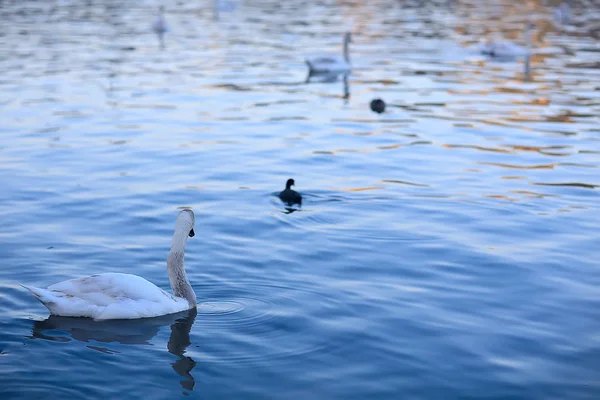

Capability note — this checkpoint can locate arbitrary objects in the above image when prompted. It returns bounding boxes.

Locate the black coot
[279,179,302,205]
[370,98,386,114]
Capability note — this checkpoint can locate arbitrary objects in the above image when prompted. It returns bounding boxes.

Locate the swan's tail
[20,283,42,299]
[19,283,56,312]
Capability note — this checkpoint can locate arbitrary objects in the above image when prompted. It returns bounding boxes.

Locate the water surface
[1,0,599,398]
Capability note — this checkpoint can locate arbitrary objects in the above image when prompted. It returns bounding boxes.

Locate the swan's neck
[343,74,350,101]
[167,232,196,307]
[525,26,532,51]
[213,0,220,20]
[524,26,532,80]
[343,36,350,63]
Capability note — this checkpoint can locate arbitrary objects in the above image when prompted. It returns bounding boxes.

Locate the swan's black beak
[189,229,195,237]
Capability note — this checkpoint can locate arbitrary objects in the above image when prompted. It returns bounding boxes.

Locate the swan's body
[479,41,527,59]
[479,22,533,60]
[22,209,197,321]
[152,6,168,35]
[306,33,352,74]
[22,273,190,320]
[306,56,351,74]
[152,6,167,48]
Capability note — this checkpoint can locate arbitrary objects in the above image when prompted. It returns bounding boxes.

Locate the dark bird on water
[279,179,302,205]
[370,98,386,114]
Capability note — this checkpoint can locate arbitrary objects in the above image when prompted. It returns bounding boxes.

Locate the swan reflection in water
[305,72,350,103]
[29,308,198,392]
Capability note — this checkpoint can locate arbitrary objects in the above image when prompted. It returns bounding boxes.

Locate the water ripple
[192,281,352,366]
[1,0,599,398]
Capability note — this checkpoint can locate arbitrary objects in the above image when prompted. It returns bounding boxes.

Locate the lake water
[1,0,599,398]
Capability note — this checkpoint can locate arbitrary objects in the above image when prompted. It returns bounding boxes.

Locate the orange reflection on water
[479,162,556,170]
[484,194,519,202]
[444,144,511,153]
[381,180,429,187]
[338,186,383,192]
[511,190,558,199]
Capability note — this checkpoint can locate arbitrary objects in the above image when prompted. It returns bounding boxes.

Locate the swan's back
[306,56,349,73]
[479,41,527,59]
[23,273,190,320]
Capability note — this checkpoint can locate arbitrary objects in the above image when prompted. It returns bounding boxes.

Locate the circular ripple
[190,280,355,366]
[196,300,246,316]
[269,193,434,242]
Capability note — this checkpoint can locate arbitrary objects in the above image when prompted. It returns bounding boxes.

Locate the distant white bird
[554,0,571,25]
[479,22,533,60]
[152,6,168,47]
[213,0,237,21]
[306,32,352,74]
[22,210,198,320]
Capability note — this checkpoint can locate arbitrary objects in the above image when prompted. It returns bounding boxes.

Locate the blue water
[1,0,599,398]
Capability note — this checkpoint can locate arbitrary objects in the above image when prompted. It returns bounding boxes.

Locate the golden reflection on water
[478,162,556,170]
[381,180,430,187]
[3,0,598,206]
[444,144,511,153]
[338,186,384,192]
[511,190,558,199]
[484,194,519,202]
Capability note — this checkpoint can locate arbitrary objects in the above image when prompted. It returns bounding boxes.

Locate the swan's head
[177,209,195,237]
[286,178,295,189]
[344,32,352,43]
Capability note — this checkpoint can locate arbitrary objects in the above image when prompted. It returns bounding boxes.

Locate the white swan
[554,0,571,25]
[213,0,237,20]
[152,6,168,47]
[479,22,533,59]
[306,32,352,74]
[21,209,197,321]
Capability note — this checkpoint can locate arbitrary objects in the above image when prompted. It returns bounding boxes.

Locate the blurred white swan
[213,0,237,20]
[554,0,571,25]
[306,32,352,74]
[152,6,168,47]
[479,22,533,60]
[22,210,197,321]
